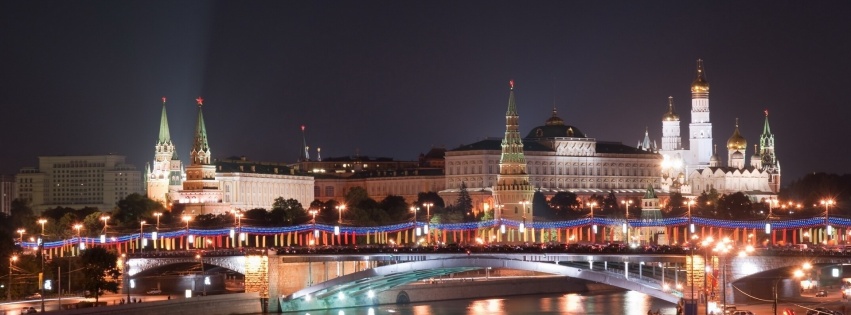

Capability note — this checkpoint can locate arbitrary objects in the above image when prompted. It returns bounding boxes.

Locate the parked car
[731,311,755,315]
[816,290,828,297]
[807,307,840,315]
[146,289,162,295]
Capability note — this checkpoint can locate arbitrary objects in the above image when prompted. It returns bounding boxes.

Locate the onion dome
[691,59,709,96]
[726,118,747,151]
[545,107,565,126]
[710,153,720,163]
[662,96,679,121]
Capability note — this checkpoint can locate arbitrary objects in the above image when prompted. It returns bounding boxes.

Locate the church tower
[760,110,781,192]
[147,97,176,205]
[689,59,713,165]
[493,80,534,224]
[661,96,681,151]
[727,118,747,169]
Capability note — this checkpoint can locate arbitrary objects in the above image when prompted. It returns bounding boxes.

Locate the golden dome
[691,59,710,94]
[726,119,747,151]
[662,96,679,121]
[545,107,565,126]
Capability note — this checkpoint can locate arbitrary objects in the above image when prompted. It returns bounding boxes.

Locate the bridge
[120,247,851,313]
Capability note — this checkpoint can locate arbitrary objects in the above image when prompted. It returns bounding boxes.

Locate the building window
[325,186,335,197]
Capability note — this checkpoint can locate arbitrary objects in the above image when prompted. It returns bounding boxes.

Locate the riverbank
[374,275,623,305]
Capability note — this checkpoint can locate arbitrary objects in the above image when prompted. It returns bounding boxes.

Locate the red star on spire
[764,109,769,117]
[301,125,305,131]
[162,96,166,103]
[196,96,204,106]
[509,80,514,89]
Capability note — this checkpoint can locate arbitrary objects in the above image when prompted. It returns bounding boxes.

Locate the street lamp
[821,199,835,242]
[37,219,47,235]
[153,212,162,230]
[195,253,206,296]
[182,215,192,245]
[17,229,25,243]
[335,204,346,224]
[587,201,598,235]
[234,212,243,247]
[422,202,433,232]
[309,209,319,240]
[100,215,110,233]
[8,255,17,301]
[410,206,420,237]
[685,199,696,234]
[622,200,633,244]
[519,200,529,234]
[139,221,146,252]
[73,224,83,251]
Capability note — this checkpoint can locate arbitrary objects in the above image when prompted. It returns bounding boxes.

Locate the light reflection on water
[281,291,677,315]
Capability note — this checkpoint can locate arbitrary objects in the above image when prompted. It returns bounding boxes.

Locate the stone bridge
[125,250,851,313]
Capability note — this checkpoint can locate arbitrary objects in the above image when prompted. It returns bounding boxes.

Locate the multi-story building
[441,81,661,214]
[216,157,313,210]
[15,155,142,213]
[0,175,14,215]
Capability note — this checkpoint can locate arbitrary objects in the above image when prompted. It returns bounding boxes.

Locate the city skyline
[3,2,851,185]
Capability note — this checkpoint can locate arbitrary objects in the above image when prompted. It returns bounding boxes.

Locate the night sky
[2,1,851,186]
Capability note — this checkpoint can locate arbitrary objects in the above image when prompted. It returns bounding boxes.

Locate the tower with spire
[689,59,713,165]
[759,110,781,192]
[147,97,182,205]
[493,80,534,225]
[177,97,227,214]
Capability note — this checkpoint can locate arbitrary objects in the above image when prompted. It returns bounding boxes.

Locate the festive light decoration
[21,216,846,249]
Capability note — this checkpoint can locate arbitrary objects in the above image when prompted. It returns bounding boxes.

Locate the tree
[665,192,687,217]
[79,247,120,304]
[344,187,370,206]
[532,191,554,220]
[112,194,165,228]
[242,208,270,226]
[453,182,473,214]
[379,195,409,222]
[415,192,445,209]
[270,197,306,226]
[716,192,754,219]
[549,191,580,218]
[602,190,619,216]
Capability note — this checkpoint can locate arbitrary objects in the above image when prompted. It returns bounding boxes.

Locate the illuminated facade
[145,97,184,205]
[442,82,661,214]
[15,155,143,213]
[657,60,781,198]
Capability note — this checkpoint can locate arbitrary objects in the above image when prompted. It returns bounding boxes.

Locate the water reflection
[282,291,677,315]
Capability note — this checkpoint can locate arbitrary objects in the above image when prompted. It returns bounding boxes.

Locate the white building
[442,82,661,215]
[656,60,780,199]
[15,155,142,213]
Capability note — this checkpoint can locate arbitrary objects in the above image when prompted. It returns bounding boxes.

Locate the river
[281,291,678,315]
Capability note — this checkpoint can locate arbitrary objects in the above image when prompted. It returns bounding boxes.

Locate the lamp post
[423,202,433,231]
[587,201,598,241]
[123,253,130,303]
[309,209,319,242]
[519,200,529,235]
[410,206,419,237]
[100,215,110,234]
[195,253,206,296]
[234,212,243,247]
[685,199,696,235]
[8,255,17,301]
[73,224,83,252]
[336,204,346,224]
[821,199,835,243]
[622,200,633,244]
[38,219,47,235]
[16,229,25,244]
[182,215,192,247]
[139,221,146,252]
[153,212,162,230]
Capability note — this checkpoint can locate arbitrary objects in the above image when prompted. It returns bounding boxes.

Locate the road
[0,293,177,315]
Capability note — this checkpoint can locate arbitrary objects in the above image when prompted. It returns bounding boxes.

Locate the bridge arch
[280,257,681,311]
[127,256,247,276]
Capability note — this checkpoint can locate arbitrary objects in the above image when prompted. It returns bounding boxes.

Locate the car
[146,289,162,295]
[816,290,828,297]
[807,307,840,315]
[24,292,41,299]
[731,311,755,315]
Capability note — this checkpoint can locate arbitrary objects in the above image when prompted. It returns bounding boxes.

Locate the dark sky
[2,1,850,187]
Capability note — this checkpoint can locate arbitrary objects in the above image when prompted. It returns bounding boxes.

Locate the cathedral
[656,60,780,200]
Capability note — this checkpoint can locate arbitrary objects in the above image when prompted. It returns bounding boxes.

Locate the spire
[642,127,651,150]
[190,96,211,165]
[158,97,172,145]
[762,109,772,135]
[506,79,517,116]
[300,125,310,161]
[317,147,322,162]
[643,183,657,199]
[662,96,679,121]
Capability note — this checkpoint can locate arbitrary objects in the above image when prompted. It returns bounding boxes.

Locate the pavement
[694,289,851,315]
